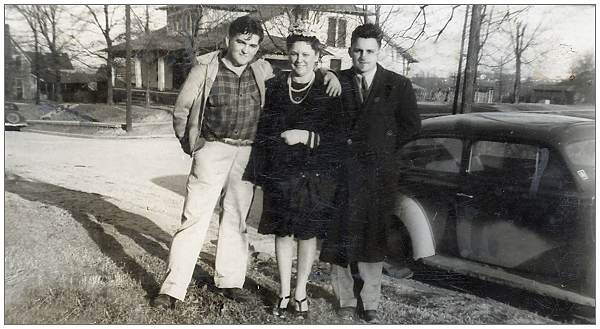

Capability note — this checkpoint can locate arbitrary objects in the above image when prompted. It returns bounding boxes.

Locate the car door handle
[456,192,474,199]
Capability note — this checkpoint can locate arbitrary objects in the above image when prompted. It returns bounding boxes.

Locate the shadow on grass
[5,173,172,298]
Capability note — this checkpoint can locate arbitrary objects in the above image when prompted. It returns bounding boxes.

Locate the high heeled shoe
[272,295,290,318]
[294,297,309,319]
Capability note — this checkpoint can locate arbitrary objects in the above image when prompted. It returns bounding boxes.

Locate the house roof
[60,70,105,83]
[24,51,74,70]
[109,25,331,58]
[109,8,335,58]
[382,36,418,63]
[110,27,187,53]
[158,4,372,16]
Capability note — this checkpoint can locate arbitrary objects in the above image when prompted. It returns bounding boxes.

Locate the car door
[396,136,464,254]
[455,139,585,285]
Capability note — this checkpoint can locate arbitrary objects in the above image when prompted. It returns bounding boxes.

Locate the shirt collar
[355,66,377,89]
[220,56,248,77]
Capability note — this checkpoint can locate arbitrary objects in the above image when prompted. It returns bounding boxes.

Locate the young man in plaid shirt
[153,15,341,309]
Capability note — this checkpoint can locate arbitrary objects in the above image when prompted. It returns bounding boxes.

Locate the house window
[468,140,538,187]
[15,56,22,72]
[291,6,309,21]
[399,137,463,173]
[327,17,347,48]
[329,59,341,72]
[15,78,23,99]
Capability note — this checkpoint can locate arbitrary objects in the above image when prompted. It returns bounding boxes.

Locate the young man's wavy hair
[229,15,264,43]
[350,23,384,48]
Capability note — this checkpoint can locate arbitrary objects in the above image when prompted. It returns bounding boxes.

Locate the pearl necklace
[288,72,315,105]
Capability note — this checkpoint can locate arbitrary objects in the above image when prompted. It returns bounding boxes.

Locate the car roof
[421,112,595,145]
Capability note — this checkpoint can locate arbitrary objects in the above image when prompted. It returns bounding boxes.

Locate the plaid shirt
[202,60,261,141]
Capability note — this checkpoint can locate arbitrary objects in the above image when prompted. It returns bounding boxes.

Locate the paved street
[4,131,273,254]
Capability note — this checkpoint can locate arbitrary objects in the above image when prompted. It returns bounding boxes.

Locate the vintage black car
[392,112,595,307]
[5,102,27,130]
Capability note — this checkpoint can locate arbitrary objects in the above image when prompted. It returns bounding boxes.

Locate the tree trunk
[107,52,113,105]
[53,52,62,102]
[452,5,469,115]
[105,5,113,106]
[461,5,482,113]
[125,5,132,132]
[33,31,40,104]
[513,55,521,103]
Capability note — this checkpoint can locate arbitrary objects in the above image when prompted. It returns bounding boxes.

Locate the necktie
[357,74,369,104]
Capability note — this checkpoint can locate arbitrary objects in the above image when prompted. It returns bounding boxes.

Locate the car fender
[394,194,436,259]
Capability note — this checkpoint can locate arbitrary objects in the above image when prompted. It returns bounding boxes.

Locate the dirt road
[4,131,558,324]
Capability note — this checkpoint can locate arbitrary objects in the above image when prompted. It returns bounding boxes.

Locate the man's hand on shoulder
[323,71,341,97]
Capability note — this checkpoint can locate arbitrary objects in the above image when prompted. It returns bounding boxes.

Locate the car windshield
[564,139,595,184]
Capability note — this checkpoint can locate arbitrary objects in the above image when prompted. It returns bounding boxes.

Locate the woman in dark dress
[250,33,341,317]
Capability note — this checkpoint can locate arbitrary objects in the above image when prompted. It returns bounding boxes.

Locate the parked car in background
[5,102,27,130]
[390,112,595,308]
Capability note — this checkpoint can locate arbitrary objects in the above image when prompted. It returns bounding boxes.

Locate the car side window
[538,153,576,192]
[468,141,538,186]
[398,138,463,173]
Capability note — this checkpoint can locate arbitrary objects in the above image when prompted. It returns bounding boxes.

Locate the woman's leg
[294,237,317,308]
[275,235,295,300]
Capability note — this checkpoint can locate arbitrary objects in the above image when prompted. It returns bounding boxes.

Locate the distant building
[5,24,101,102]
[532,84,575,105]
[5,24,37,100]
[108,5,418,104]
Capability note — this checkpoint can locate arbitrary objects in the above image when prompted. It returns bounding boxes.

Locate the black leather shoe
[151,294,176,310]
[219,288,253,303]
[364,310,380,324]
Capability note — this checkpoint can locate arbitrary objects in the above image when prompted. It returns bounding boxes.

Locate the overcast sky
[386,4,594,80]
[4,4,595,80]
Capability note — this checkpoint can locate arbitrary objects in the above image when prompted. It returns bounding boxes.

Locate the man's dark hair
[351,23,384,47]
[228,15,264,43]
[286,34,322,55]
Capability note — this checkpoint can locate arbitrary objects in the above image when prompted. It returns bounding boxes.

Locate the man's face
[225,33,261,67]
[349,37,380,74]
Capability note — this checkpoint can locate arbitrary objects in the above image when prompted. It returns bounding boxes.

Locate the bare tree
[363,5,431,51]
[81,5,122,105]
[33,5,69,102]
[505,17,544,103]
[12,5,42,104]
[461,5,483,113]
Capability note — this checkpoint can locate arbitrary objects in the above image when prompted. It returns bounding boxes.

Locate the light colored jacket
[172,50,274,155]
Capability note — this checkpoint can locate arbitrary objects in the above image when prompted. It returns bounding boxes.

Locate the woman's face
[288,41,319,77]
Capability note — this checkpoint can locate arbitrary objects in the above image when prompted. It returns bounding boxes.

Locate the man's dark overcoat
[320,64,421,266]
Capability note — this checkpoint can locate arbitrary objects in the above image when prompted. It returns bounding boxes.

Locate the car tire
[5,111,22,124]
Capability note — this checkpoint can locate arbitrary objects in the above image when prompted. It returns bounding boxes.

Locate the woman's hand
[280,129,310,145]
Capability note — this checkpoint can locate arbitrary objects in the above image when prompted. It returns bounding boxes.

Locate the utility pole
[460,4,482,114]
[125,5,132,132]
[452,5,469,115]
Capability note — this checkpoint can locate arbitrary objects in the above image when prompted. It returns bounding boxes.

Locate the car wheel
[5,111,22,124]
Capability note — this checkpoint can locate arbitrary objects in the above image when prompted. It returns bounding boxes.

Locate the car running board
[421,255,595,307]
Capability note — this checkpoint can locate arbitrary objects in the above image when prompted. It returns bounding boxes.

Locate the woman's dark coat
[244,71,343,240]
[320,64,421,266]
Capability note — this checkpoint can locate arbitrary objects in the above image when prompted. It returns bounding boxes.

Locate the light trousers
[160,141,254,300]
[331,262,384,311]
